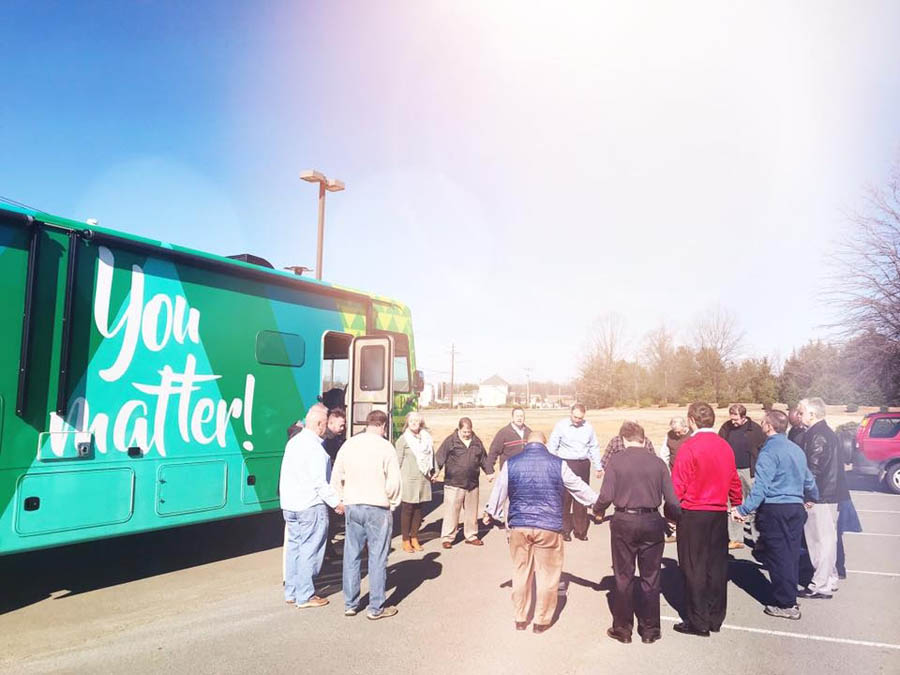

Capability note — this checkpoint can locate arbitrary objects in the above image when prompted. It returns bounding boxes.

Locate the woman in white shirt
[395,412,434,552]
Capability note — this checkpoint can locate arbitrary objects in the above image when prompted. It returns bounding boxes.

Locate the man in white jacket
[279,403,343,609]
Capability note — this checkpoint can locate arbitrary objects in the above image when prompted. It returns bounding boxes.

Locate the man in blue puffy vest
[485,431,599,634]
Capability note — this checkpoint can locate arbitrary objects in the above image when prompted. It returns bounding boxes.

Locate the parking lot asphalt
[0,478,897,675]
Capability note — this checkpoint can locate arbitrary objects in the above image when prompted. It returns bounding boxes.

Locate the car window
[870,418,900,439]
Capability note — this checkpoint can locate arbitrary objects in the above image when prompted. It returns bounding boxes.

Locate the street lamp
[300,169,345,280]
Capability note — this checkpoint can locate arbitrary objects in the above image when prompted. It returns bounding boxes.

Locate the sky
[3,1,900,386]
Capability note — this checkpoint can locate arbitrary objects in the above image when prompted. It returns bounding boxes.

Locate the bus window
[322,331,352,391]
[373,330,410,393]
[360,345,385,391]
[393,356,410,392]
[256,331,305,367]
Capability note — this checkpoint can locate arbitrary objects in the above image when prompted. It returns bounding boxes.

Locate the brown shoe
[411,537,424,551]
[533,623,550,634]
[402,539,414,553]
[515,621,528,631]
[465,538,483,547]
[728,541,745,550]
[442,541,452,549]
[297,595,329,609]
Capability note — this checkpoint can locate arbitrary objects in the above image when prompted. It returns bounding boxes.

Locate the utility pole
[449,343,456,409]
[525,367,533,409]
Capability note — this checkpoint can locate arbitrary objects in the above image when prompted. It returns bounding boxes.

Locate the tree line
[578,160,900,410]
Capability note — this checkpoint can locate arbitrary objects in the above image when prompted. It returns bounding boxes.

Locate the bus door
[347,335,393,438]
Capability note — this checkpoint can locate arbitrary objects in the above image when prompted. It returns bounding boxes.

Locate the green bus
[0,203,422,555]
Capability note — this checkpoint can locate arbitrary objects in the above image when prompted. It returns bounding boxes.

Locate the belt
[614,507,658,514]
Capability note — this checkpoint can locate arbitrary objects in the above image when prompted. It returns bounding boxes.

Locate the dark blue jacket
[507,443,565,532]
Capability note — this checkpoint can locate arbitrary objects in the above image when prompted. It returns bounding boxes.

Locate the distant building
[478,375,510,407]
[419,384,435,407]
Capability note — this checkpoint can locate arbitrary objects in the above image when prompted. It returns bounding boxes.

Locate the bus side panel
[0,239,353,555]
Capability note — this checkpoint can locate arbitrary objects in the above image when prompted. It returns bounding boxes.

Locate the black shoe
[574,533,588,541]
[562,533,572,542]
[533,623,551,634]
[515,621,528,631]
[606,628,632,644]
[641,633,661,644]
[673,622,710,637]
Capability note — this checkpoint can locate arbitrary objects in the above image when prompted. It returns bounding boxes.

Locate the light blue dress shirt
[548,418,602,468]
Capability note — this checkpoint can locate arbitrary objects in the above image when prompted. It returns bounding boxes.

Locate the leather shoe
[562,533,572,542]
[640,633,661,644]
[574,533,588,541]
[441,541,452,549]
[673,622,710,637]
[515,621,528,631]
[464,538,483,546]
[533,623,551,634]
[606,628,632,644]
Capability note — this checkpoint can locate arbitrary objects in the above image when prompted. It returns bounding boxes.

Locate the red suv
[854,412,900,494]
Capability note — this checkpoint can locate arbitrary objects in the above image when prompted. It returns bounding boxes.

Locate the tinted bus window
[360,345,385,391]
[256,331,305,367]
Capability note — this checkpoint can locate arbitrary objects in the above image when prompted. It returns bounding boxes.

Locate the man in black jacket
[797,397,847,599]
[719,404,766,549]
[436,417,493,548]
[487,407,532,471]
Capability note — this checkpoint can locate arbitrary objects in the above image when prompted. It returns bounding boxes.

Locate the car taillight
[856,419,870,442]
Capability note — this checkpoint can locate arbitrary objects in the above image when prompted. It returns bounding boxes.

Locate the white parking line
[847,569,900,577]
[856,510,900,514]
[844,532,900,538]
[660,616,900,650]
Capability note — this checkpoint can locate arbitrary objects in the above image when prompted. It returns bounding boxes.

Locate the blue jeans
[283,504,329,603]
[343,504,393,615]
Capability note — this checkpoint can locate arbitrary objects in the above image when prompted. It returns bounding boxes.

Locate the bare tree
[642,323,676,402]
[828,160,900,403]
[693,305,744,363]
[578,313,627,407]
[693,305,744,404]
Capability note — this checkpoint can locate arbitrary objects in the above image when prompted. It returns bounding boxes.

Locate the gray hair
[304,403,329,426]
[669,416,687,431]
[403,411,425,431]
[799,397,827,420]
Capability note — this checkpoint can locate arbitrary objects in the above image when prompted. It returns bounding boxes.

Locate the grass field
[418,403,874,449]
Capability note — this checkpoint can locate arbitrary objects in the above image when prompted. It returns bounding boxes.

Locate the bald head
[304,403,329,438]
[527,430,547,444]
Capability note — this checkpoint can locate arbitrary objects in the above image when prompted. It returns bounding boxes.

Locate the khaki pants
[509,528,564,626]
[728,467,755,542]
[805,503,839,594]
[441,486,480,542]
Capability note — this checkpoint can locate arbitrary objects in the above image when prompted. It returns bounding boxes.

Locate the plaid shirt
[600,436,656,470]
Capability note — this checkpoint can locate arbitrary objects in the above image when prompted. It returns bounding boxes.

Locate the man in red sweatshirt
[671,401,743,637]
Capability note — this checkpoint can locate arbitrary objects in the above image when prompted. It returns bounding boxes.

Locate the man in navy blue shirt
[733,410,818,619]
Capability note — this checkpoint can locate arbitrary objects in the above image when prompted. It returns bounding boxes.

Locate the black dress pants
[756,503,806,608]
[610,512,666,637]
[562,458,591,537]
[677,510,728,632]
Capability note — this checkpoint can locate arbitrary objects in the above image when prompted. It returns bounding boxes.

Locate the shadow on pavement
[728,557,771,606]
[356,551,443,610]
[0,510,286,615]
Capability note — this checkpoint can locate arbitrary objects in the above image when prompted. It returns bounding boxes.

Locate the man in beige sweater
[330,410,402,620]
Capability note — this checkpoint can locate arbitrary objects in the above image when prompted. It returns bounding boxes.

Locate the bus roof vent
[227,253,274,269]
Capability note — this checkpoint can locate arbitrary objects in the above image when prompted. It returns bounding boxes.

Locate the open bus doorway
[321,331,352,397]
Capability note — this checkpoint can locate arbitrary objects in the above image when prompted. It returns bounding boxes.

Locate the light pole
[300,169,345,280]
